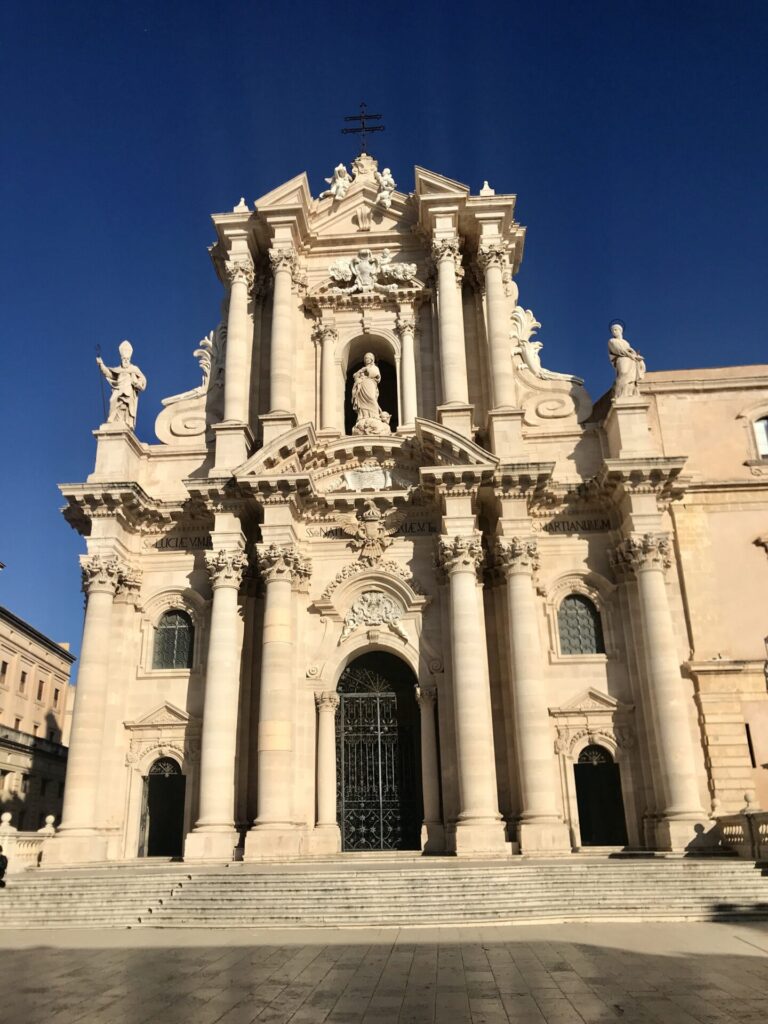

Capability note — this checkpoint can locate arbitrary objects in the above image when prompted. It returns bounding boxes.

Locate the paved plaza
[1,921,768,1023]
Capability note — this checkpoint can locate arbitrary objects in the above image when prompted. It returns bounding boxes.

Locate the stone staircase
[1,858,767,929]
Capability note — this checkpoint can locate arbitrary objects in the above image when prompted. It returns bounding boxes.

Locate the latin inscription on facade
[538,517,610,535]
[153,535,214,551]
[306,522,438,539]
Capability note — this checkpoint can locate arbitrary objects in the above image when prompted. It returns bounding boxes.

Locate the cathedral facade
[50,155,768,865]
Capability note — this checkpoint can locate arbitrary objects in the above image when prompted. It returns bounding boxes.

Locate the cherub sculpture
[319,163,351,201]
[338,500,406,565]
[374,167,396,209]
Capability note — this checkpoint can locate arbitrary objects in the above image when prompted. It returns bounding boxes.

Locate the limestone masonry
[49,154,768,865]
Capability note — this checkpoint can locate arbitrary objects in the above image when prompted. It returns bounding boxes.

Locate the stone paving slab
[0,922,767,1023]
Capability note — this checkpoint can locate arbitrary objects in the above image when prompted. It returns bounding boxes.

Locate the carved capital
[224,256,255,289]
[612,533,672,574]
[476,243,507,272]
[431,237,461,266]
[204,549,248,589]
[257,543,312,586]
[268,246,297,274]
[312,322,338,346]
[80,554,123,595]
[437,534,484,575]
[116,565,143,605]
[315,691,340,713]
[395,313,416,336]
[415,685,437,710]
[495,537,540,576]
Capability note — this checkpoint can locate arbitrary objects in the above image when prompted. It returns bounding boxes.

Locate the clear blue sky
[1,1,767,670]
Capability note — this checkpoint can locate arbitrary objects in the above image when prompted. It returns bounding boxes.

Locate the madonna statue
[350,353,392,436]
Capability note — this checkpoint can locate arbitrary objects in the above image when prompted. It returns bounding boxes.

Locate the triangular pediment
[254,172,312,212]
[550,688,633,716]
[126,702,190,730]
[312,191,415,241]
[414,166,470,197]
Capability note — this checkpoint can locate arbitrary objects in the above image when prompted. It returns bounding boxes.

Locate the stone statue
[329,248,416,295]
[608,322,646,399]
[97,340,147,429]
[319,163,351,201]
[351,353,392,435]
[374,167,396,209]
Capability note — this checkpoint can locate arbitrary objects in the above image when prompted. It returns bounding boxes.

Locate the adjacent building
[49,154,768,865]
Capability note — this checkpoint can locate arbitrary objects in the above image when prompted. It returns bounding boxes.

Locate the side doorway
[138,757,186,857]
[574,744,628,847]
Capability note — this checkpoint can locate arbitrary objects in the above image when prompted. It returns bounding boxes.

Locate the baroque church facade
[49,154,768,865]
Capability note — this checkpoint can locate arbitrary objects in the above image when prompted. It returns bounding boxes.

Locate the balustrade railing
[0,812,56,873]
[716,811,768,861]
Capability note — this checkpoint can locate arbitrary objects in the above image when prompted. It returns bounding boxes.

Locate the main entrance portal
[336,653,422,851]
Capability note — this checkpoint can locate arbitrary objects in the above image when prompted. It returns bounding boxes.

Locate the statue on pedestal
[319,163,351,201]
[374,167,396,209]
[351,353,391,435]
[608,322,646,399]
[97,340,147,429]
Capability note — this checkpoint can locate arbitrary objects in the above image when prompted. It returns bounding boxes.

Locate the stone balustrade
[0,812,56,873]
[716,811,768,861]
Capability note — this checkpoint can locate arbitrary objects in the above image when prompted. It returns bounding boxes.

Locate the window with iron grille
[557,594,605,655]
[755,417,768,458]
[152,610,194,670]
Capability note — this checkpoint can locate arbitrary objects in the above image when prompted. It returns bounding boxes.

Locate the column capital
[224,256,255,289]
[495,536,540,576]
[437,534,484,575]
[205,548,248,589]
[80,553,124,595]
[312,322,338,346]
[415,685,437,709]
[612,532,672,574]
[116,565,143,605]
[395,312,416,336]
[476,242,508,272]
[268,246,297,274]
[257,543,312,587]
[315,691,340,713]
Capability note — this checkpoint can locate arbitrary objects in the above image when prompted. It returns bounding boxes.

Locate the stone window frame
[138,589,207,679]
[557,593,606,657]
[737,399,768,465]
[544,573,615,665]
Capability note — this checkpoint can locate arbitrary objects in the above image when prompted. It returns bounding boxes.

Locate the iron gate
[336,663,421,851]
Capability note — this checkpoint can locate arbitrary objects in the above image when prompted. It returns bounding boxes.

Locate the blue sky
[1,0,767,669]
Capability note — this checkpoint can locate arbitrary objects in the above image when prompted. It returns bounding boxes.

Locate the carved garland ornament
[339,590,409,644]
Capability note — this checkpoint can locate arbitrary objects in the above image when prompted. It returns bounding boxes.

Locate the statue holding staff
[96,340,147,429]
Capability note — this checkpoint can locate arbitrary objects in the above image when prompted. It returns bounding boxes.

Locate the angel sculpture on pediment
[319,163,351,201]
[338,499,406,565]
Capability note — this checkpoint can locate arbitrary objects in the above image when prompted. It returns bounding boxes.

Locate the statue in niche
[97,340,146,429]
[374,167,396,209]
[608,321,646,399]
[319,163,351,201]
[351,352,392,435]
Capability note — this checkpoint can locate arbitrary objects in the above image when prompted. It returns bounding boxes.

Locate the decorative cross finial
[342,101,385,154]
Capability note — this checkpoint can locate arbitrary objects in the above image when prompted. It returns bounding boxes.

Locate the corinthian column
[614,533,705,849]
[437,535,507,854]
[496,538,570,853]
[223,256,255,423]
[431,239,469,407]
[268,247,297,415]
[315,324,338,433]
[245,544,311,859]
[315,691,340,830]
[185,548,247,862]
[49,555,133,864]
[416,685,444,851]
[396,311,418,429]
[478,244,515,409]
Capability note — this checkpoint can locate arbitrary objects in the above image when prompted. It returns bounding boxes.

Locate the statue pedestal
[211,421,254,475]
[437,403,473,440]
[89,425,145,482]
[488,408,525,459]
[604,397,658,458]
[260,412,298,447]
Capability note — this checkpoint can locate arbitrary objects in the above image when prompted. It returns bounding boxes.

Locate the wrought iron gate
[336,663,421,851]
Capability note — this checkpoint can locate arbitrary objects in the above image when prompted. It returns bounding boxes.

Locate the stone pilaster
[612,533,707,850]
[185,548,248,862]
[437,535,507,854]
[496,537,571,853]
[310,691,341,855]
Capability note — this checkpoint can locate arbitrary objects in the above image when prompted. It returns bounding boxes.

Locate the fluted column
[437,535,507,854]
[431,238,469,406]
[245,544,311,859]
[396,311,418,429]
[478,244,515,409]
[223,256,255,423]
[315,324,338,432]
[185,549,247,860]
[315,691,340,828]
[57,555,124,836]
[614,533,705,848]
[416,685,444,851]
[496,538,570,852]
[268,247,296,414]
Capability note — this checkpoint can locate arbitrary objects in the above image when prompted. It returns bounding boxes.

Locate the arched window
[557,594,605,655]
[152,610,194,670]
[755,417,768,458]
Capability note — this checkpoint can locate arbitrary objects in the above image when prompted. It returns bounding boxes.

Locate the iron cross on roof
[342,102,385,154]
